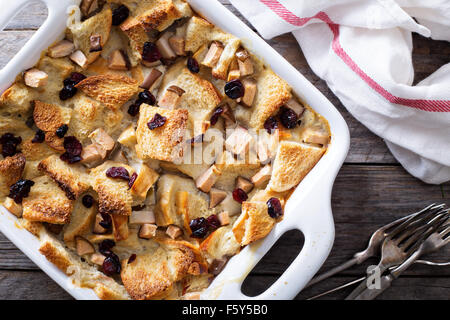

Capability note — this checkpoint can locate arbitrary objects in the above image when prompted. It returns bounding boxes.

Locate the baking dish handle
[0,0,76,93]
[202,170,336,300]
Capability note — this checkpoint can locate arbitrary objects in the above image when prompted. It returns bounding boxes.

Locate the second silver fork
[345,207,450,299]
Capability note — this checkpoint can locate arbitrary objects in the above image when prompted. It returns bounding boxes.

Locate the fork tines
[393,207,449,255]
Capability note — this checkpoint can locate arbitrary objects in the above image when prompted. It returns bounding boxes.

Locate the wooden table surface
[0,1,449,300]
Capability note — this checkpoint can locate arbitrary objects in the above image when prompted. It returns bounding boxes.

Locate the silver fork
[305,203,444,288]
[353,221,450,300]
[345,208,449,299]
[307,258,450,300]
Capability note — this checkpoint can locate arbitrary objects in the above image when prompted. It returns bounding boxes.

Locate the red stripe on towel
[260,0,450,112]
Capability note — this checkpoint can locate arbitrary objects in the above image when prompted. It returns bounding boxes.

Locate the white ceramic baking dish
[0,0,350,300]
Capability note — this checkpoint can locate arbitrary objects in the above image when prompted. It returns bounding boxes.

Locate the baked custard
[0,0,330,300]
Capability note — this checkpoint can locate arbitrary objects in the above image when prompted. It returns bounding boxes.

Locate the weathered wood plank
[0,270,73,300]
[243,275,450,300]
[1,166,448,275]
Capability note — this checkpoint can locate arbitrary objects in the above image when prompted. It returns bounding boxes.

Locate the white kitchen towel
[229,0,450,184]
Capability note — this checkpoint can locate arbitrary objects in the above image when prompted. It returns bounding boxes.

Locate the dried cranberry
[31,130,45,143]
[128,172,138,189]
[210,106,223,126]
[59,85,77,101]
[187,57,200,73]
[56,124,69,138]
[128,254,137,264]
[9,179,35,204]
[137,90,156,105]
[189,217,208,238]
[60,153,82,164]
[0,133,22,157]
[82,195,94,208]
[98,239,116,256]
[106,167,130,181]
[278,106,298,129]
[69,72,86,85]
[142,42,162,62]
[102,254,121,276]
[267,197,283,218]
[127,103,140,117]
[99,213,112,230]
[206,215,221,231]
[224,79,245,99]
[60,136,82,164]
[264,116,278,134]
[25,116,34,128]
[112,5,130,26]
[147,113,167,130]
[63,136,82,155]
[232,188,248,204]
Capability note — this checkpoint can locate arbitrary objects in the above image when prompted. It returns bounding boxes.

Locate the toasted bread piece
[155,174,239,228]
[120,239,195,300]
[0,153,26,199]
[20,138,54,162]
[120,0,192,61]
[63,196,97,242]
[38,155,91,200]
[70,95,123,143]
[0,83,38,115]
[90,161,135,216]
[215,151,261,191]
[162,67,222,131]
[23,176,74,224]
[32,100,71,152]
[232,201,275,246]
[33,101,72,132]
[68,6,112,64]
[184,16,213,52]
[200,225,240,262]
[249,69,291,129]
[135,105,188,162]
[37,56,75,104]
[75,74,139,111]
[268,141,325,192]
[185,16,240,79]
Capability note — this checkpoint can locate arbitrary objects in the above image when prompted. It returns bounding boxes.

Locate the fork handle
[305,257,360,288]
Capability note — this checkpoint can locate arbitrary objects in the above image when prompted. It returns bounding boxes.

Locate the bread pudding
[0,0,330,300]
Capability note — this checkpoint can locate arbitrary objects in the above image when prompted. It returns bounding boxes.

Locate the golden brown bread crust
[232,201,276,246]
[0,83,38,116]
[22,176,73,224]
[38,155,90,200]
[33,100,72,151]
[75,74,139,111]
[268,141,326,192]
[167,67,222,131]
[69,95,123,143]
[90,161,135,216]
[39,241,73,274]
[249,68,292,129]
[68,6,112,65]
[33,101,72,132]
[135,105,188,162]
[21,138,55,162]
[63,197,96,243]
[120,238,195,300]
[120,0,192,60]
[0,153,26,197]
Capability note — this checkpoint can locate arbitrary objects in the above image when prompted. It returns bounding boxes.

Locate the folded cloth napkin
[229,0,450,184]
